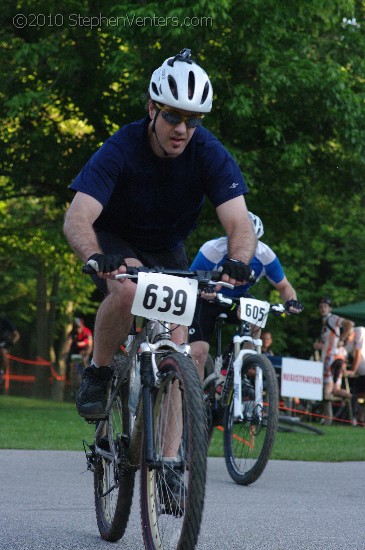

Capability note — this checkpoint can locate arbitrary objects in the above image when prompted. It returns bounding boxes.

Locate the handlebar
[82,264,234,289]
[214,293,288,315]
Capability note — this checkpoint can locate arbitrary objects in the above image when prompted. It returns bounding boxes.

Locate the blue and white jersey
[189,236,285,299]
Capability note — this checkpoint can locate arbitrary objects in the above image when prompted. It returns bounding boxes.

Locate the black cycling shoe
[76,366,113,420]
[160,467,186,516]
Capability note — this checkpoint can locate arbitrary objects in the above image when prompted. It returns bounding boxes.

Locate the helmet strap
[151,107,169,157]
[151,106,160,133]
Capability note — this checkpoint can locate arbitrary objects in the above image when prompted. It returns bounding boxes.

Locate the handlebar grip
[209,271,222,282]
[82,264,140,276]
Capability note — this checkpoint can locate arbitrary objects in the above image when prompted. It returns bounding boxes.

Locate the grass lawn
[0,395,94,451]
[1,395,364,460]
[209,422,365,462]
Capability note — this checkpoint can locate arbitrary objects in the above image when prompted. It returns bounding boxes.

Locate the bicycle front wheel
[223,354,279,485]
[94,375,135,541]
[140,353,208,550]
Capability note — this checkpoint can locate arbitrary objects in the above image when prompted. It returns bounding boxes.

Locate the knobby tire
[223,353,279,485]
[94,375,135,541]
[140,352,208,550]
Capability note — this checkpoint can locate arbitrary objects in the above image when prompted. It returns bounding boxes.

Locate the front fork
[140,351,155,464]
[138,337,191,466]
[232,346,263,420]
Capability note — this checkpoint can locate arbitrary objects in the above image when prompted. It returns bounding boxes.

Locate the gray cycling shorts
[91,230,189,295]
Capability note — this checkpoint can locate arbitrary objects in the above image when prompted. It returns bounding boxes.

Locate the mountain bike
[82,265,229,550]
[202,293,284,485]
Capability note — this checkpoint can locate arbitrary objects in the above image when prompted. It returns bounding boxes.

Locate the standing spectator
[313,297,354,425]
[261,332,274,356]
[344,326,365,425]
[64,318,93,379]
[0,316,20,369]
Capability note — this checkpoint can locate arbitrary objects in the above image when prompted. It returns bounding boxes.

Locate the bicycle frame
[207,295,284,423]
[91,320,190,470]
[81,265,232,547]
[203,294,285,486]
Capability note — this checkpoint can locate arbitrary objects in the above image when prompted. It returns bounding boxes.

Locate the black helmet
[318,297,332,306]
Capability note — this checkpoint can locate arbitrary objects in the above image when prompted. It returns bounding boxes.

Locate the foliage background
[1,0,365,394]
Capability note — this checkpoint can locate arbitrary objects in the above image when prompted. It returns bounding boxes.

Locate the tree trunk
[53,300,75,402]
[33,261,51,399]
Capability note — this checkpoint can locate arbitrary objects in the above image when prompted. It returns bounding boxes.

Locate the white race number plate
[131,273,198,325]
[239,297,270,328]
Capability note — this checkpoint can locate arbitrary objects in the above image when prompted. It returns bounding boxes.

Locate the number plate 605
[239,297,270,328]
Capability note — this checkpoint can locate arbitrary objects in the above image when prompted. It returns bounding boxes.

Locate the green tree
[1,0,365,398]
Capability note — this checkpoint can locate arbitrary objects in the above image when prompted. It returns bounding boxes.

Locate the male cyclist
[63,49,257,422]
[188,212,303,379]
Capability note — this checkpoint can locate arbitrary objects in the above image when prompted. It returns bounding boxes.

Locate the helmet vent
[168,75,178,99]
[151,82,159,96]
[201,81,209,104]
[188,71,195,99]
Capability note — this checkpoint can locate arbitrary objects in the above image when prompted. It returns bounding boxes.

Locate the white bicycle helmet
[149,49,213,113]
[248,212,264,238]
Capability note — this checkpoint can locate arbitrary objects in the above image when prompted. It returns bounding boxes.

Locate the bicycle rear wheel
[224,354,279,485]
[140,352,208,550]
[94,374,135,541]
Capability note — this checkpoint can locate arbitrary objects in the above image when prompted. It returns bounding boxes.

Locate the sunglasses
[155,103,204,128]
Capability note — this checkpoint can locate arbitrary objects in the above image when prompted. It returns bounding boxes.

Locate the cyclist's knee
[190,341,209,367]
[106,279,136,307]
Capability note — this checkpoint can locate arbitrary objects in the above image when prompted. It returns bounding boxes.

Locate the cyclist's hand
[284,299,304,314]
[87,253,126,276]
[199,286,217,301]
[220,259,255,286]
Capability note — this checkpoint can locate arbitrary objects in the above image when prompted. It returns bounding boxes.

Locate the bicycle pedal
[83,439,96,471]
[86,452,95,472]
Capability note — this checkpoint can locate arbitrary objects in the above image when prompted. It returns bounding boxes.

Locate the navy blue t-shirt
[70,117,248,251]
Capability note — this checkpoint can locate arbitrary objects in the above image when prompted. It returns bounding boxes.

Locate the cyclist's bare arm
[216,197,257,286]
[273,276,297,302]
[273,277,303,314]
[216,197,257,265]
[64,192,104,262]
[64,193,135,279]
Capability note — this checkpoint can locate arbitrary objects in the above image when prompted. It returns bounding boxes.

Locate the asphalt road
[1,450,364,550]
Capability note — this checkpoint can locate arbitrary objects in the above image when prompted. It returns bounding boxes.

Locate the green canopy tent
[332,301,365,324]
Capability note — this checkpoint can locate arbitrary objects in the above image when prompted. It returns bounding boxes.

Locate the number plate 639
[131,273,198,325]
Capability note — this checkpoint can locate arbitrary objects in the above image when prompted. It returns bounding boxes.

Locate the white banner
[281,359,323,400]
